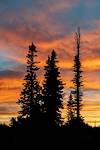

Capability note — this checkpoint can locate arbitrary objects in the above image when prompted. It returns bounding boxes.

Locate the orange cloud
[0,79,23,103]
[82,101,100,126]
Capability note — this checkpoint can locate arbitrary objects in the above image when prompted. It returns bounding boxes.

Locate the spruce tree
[42,50,64,127]
[67,91,75,121]
[72,28,83,120]
[17,43,42,126]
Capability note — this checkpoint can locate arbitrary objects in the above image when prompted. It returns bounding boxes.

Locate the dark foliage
[66,117,90,129]
[67,91,75,121]
[0,124,99,149]
[71,28,83,120]
[16,43,43,127]
[42,50,64,127]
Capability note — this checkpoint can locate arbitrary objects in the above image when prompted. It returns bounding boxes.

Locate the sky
[0,0,100,126]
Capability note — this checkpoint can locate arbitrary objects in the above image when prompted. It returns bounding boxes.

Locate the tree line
[10,28,88,129]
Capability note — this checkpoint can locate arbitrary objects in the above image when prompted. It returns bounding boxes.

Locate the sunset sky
[0,0,100,126]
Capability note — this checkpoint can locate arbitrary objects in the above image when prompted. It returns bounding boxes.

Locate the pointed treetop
[29,42,37,52]
[77,27,80,39]
[51,50,57,60]
[52,49,56,54]
[75,27,81,56]
[51,49,56,56]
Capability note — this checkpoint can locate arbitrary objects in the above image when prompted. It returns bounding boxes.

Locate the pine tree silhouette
[17,43,42,127]
[67,91,75,121]
[42,50,64,127]
[72,28,83,120]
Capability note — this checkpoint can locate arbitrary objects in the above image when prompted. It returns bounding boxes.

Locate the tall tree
[72,28,83,119]
[17,43,42,126]
[42,50,64,127]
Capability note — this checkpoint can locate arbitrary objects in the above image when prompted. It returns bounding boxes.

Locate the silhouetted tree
[42,50,64,127]
[17,43,42,127]
[10,117,29,128]
[67,91,75,121]
[10,117,18,128]
[72,28,83,120]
